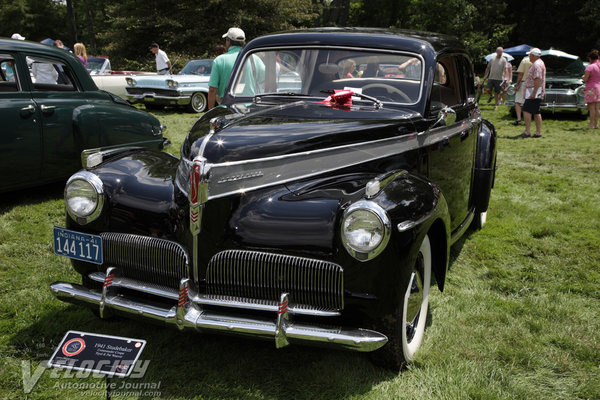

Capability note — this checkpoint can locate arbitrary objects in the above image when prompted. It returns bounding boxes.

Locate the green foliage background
[1,0,599,70]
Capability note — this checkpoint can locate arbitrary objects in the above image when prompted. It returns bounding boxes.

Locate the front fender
[373,171,451,292]
[67,150,183,238]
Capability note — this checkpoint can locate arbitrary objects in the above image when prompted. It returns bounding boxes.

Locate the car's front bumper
[127,92,191,106]
[50,269,388,352]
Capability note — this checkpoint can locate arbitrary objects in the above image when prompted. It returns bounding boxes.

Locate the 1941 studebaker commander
[51,28,497,369]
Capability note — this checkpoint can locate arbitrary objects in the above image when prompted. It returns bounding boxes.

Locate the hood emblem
[218,171,264,184]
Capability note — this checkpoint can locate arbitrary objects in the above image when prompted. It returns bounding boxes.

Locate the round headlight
[341,200,391,261]
[65,171,104,224]
[166,80,178,88]
[507,84,517,96]
[126,77,136,86]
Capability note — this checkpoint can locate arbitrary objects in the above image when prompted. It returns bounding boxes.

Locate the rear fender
[472,119,497,213]
[72,104,164,152]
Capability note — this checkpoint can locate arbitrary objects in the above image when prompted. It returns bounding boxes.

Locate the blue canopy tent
[503,44,533,56]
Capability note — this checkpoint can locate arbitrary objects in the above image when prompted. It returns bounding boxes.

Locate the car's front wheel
[188,92,207,113]
[371,233,432,370]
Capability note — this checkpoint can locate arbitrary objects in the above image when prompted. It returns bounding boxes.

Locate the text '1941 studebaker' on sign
[50,28,497,370]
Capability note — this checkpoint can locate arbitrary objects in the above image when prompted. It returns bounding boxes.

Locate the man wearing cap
[520,48,546,138]
[208,27,246,109]
[149,43,171,75]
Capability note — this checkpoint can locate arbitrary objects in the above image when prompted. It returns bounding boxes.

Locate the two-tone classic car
[507,49,587,116]
[50,28,497,370]
[0,38,167,193]
[126,59,213,113]
[88,56,157,100]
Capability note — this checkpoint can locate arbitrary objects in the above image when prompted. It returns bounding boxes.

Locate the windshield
[230,48,423,104]
[180,59,213,75]
[87,57,109,74]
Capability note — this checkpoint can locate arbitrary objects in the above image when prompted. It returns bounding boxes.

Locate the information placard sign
[48,331,146,378]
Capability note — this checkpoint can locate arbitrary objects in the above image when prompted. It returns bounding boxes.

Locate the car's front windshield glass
[230,48,423,104]
[180,60,213,75]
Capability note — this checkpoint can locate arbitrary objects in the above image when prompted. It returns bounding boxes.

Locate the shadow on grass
[0,181,64,214]
[12,304,395,399]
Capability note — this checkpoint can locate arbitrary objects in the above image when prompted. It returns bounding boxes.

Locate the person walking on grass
[583,49,600,130]
[520,48,546,138]
[482,47,510,110]
[512,55,532,125]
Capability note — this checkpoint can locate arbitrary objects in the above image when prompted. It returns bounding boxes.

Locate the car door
[0,53,42,190]
[427,55,477,232]
[26,54,93,180]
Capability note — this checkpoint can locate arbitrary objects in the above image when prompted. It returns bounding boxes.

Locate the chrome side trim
[397,208,440,233]
[179,119,470,200]
[50,281,387,352]
[365,170,408,199]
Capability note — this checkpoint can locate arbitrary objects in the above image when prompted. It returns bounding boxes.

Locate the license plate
[53,227,103,264]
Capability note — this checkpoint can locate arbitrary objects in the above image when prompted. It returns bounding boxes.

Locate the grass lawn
[1,104,599,399]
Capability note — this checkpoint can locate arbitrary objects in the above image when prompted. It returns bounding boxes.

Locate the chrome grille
[206,250,344,311]
[544,92,576,105]
[101,233,190,289]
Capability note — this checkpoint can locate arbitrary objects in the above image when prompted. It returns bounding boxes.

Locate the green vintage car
[0,38,168,193]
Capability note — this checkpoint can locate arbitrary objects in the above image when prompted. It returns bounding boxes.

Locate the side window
[0,55,19,92]
[28,57,77,92]
[431,57,463,108]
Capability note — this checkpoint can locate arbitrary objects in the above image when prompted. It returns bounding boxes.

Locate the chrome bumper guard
[50,268,387,352]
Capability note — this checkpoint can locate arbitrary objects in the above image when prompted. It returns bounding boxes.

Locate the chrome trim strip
[87,272,341,317]
[365,170,408,199]
[397,208,440,233]
[50,281,387,352]
[181,120,470,200]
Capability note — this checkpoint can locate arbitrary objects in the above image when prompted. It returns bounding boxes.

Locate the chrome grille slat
[101,233,189,290]
[206,250,344,312]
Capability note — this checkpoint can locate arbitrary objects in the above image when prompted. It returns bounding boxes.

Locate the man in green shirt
[208,27,246,109]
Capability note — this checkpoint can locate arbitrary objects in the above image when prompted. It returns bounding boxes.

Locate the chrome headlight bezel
[126,77,136,86]
[506,84,517,96]
[166,79,178,88]
[64,171,104,225]
[341,200,391,262]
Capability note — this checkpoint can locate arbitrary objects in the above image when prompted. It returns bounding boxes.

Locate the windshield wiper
[320,90,382,109]
[254,92,310,101]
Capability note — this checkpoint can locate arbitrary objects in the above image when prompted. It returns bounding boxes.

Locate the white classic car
[125,59,213,113]
[88,56,156,100]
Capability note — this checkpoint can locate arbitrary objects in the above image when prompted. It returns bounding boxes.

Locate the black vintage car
[50,28,497,369]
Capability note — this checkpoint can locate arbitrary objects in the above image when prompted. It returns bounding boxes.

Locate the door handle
[20,105,35,114]
[41,105,56,113]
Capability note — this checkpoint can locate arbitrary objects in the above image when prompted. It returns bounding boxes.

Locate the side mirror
[432,106,456,128]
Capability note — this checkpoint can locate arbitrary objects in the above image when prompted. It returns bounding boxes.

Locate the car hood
[188,100,421,164]
[129,74,209,88]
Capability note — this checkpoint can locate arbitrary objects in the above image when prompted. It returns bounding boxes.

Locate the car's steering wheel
[362,83,412,103]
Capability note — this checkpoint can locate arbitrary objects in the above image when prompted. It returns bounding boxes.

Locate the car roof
[245,28,466,57]
[0,38,72,57]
